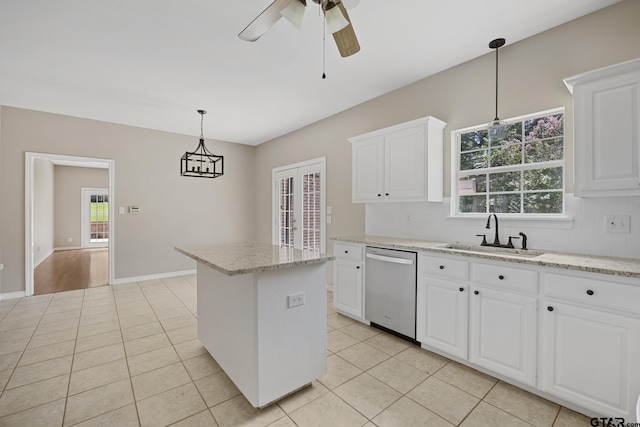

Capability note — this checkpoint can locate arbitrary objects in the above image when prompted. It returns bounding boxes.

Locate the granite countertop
[175,242,335,276]
[332,235,640,279]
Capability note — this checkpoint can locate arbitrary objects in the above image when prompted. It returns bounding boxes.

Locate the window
[452,108,565,216]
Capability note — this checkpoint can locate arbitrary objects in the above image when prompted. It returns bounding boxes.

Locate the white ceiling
[0,0,620,146]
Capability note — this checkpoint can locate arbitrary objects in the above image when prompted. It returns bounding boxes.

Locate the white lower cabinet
[417,277,468,359]
[469,286,537,386]
[333,243,365,320]
[541,302,640,419]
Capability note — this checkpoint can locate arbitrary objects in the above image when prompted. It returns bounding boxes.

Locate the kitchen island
[175,242,334,408]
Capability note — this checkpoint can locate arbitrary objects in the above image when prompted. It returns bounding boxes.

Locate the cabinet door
[469,287,537,386]
[334,260,364,319]
[574,71,640,196]
[352,136,385,202]
[384,126,426,201]
[417,277,468,359]
[541,302,640,420]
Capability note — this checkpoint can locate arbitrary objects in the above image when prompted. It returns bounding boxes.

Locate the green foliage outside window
[457,111,564,215]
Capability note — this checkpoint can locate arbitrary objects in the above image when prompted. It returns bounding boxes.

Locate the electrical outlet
[604,215,631,234]
[68,237,72,243]
[287,292,305,308]
[326,215,332,224]
[0,264,4,271]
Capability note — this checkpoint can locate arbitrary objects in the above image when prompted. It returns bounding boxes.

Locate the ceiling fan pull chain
[322,5,327,79]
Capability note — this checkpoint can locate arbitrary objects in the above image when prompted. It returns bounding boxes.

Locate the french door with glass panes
[82,188,109,248]
[273,159,326,252]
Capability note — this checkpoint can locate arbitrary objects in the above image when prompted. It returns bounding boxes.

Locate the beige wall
[254,0,640,249]
[53,166,109,249]
[0,108,256,293]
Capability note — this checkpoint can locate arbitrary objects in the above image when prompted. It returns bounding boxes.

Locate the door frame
[271,157,326,253]
[25,152,115,297]
[81,187,109,249]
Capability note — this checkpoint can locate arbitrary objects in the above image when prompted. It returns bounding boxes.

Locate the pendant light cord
[494,46,499,121]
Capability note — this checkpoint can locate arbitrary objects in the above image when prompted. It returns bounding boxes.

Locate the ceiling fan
[239,0,361,57]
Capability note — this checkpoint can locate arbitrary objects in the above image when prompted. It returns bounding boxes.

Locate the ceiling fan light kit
[280,0,306,30]
[239,0,360,58]
[323,2,350,34]
[180,110,224,179]
[488,37,506,141]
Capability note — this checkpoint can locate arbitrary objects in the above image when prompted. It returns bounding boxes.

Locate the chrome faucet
[486,214,500,246]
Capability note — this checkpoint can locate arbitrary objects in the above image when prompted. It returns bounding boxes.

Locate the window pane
[460,130,488,152]
[460,150,488,170]
[525,114,563,140]
[460,195,486,213]
[489,194,521,214]
[523,167,563,191]
[524,192,563,214]
[489,171,520,192]
[459,175,486,194]
[489,141,522,167]
[525,138,563,163]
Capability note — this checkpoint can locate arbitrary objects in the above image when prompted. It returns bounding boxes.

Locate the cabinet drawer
[420,255,469,281]
[544,273,640,315]
[334,243,364,262]
[471,262,538,293]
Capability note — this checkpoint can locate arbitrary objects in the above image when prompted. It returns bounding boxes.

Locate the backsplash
[365,194,640,260]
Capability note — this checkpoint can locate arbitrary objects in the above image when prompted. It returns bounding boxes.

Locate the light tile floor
[0,275,593,426]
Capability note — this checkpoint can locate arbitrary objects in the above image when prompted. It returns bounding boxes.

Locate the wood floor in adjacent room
[34,248,108,295]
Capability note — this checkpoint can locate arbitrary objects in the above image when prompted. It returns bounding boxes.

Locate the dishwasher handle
[366,253,415,265]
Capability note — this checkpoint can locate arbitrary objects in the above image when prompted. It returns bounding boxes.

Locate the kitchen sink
[437,243,545,259]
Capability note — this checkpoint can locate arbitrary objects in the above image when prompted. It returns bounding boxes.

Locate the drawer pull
[586,289,594,296]
[344,250,349,253]
[474,290,479,295]
[498,275,505,280]
[459,287,464,292]
[377,194,382,197]
[356,266,360,269]
[439,265,445,270]
[385,193,389,196]
[547,306,554,312]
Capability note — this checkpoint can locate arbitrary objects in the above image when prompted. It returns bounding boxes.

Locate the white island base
[196,262,327,408]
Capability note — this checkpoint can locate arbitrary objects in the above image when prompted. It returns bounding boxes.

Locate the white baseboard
[0,291,26,301]
[54,246,83,251]
[112,269,197,285]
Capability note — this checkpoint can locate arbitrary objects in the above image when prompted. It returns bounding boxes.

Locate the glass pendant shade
[488,119,506,141]
[280,0,306,29]
[324,4,349,34]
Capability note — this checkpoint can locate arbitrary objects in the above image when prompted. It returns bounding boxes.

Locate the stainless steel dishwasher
[364,246,417,341]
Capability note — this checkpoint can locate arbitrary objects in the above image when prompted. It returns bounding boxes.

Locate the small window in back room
[452,108,565,216]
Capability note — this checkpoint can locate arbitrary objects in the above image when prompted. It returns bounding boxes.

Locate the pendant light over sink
[180,110,224,179]
[488,38,506,141]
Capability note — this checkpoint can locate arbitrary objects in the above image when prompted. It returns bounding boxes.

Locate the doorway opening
[272,157,326,252]
[25,152,115,297]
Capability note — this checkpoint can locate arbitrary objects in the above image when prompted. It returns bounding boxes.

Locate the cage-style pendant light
[180,110,224,178]
[487,38,506,141]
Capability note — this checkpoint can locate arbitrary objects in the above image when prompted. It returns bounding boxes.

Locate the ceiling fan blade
[331,3,360,57]
[239,0,294,42]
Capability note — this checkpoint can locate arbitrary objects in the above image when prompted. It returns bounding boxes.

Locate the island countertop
[175,242,335,276]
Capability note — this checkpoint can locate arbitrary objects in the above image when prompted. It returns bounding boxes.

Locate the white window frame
[450,107,567,219]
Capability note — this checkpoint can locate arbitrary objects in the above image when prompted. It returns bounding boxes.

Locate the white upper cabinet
[564,58,640,197]
[349,116,446,203]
